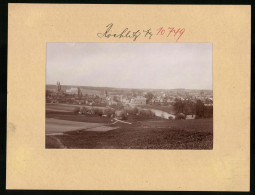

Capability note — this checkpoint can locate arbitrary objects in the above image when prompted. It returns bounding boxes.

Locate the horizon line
[46,83,213,91]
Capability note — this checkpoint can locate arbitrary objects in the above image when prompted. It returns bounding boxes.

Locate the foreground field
[46,109,213,149]
[139,118,213,132]
[47,127,212,149]
[46,118,108,134]
[46,103,213,149]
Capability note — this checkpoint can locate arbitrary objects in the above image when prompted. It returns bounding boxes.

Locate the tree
[46,90,52,97]
[195,100,205,118]
[73,107,80,114]
[183,100,195,115]
[104,108,115,117]
[116,102,124,110]
[204,105,213,118]
[173,99,184,114]
[113,96,120,102]
[175,113,186,120]
[145,92,154,103]
[132,107,139,115]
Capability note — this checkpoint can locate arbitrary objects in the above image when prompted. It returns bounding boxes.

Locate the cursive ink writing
[97,23,186,42]
[143,28,153,39]
[97,23,153,41]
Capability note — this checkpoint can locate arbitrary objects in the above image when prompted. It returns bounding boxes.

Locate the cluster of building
[46,82,213,107]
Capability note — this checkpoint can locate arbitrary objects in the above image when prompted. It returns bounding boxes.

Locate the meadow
[139,104,175,114]
[46,103,106,112]
[55,126,212,149]
[46,103,213,149]
[46,118,106,134]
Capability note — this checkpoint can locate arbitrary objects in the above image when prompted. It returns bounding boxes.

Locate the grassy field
[46,110,112,123]
[139,118,213,132]
[139,104,175,114]
[46,103,213,149]
[47,126,212,149]
[46,118,107,134]
[46,103,79,112]
[46,112,213,149]
[46,103,106,113]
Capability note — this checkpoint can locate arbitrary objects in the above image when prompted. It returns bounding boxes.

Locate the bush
[79,106,85,114]
[138,109,155,118]
[94,108,103,116]
[132,107,139,115]
[168,116,174,120]
[115,110,128,120]
[175,113,186,120]
[104,108,115,117]
[123,107,138,115]
[73,107,80,114]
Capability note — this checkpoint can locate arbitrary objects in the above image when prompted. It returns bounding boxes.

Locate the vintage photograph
[46,43,213,149]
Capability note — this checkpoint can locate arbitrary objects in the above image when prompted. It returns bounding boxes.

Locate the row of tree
[74,105,156,120]
[173,99,213,118]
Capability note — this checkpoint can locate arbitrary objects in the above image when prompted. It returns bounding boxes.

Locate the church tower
[56,81,61,92]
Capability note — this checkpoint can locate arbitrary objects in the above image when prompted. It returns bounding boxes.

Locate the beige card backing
[7,4,250,191]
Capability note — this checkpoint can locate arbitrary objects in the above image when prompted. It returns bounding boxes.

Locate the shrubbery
[137,109,155,118]
[132,107,139,115]
[168,116,174,120]
[93,108,103,116]
[174,99,213,118]
[115,110,128,120]
[104,108,115,117]
[73,107,80,114]
[175,113,186,120]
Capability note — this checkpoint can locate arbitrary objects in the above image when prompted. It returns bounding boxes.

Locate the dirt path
[113,118,132,124]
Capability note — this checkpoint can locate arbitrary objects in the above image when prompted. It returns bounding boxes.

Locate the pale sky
[46,43,212,90]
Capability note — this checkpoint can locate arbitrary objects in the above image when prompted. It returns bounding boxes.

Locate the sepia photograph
[46,43,213,149]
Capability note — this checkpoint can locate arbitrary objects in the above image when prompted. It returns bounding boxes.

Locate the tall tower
[56,82,59,91]
[78,87,82,98]
[56,81,61,92]
[105,90,108,97]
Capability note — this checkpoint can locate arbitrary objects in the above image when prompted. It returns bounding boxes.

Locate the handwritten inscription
[156,27,185,41]
[97,23,153,41]
[97,23,185,42]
